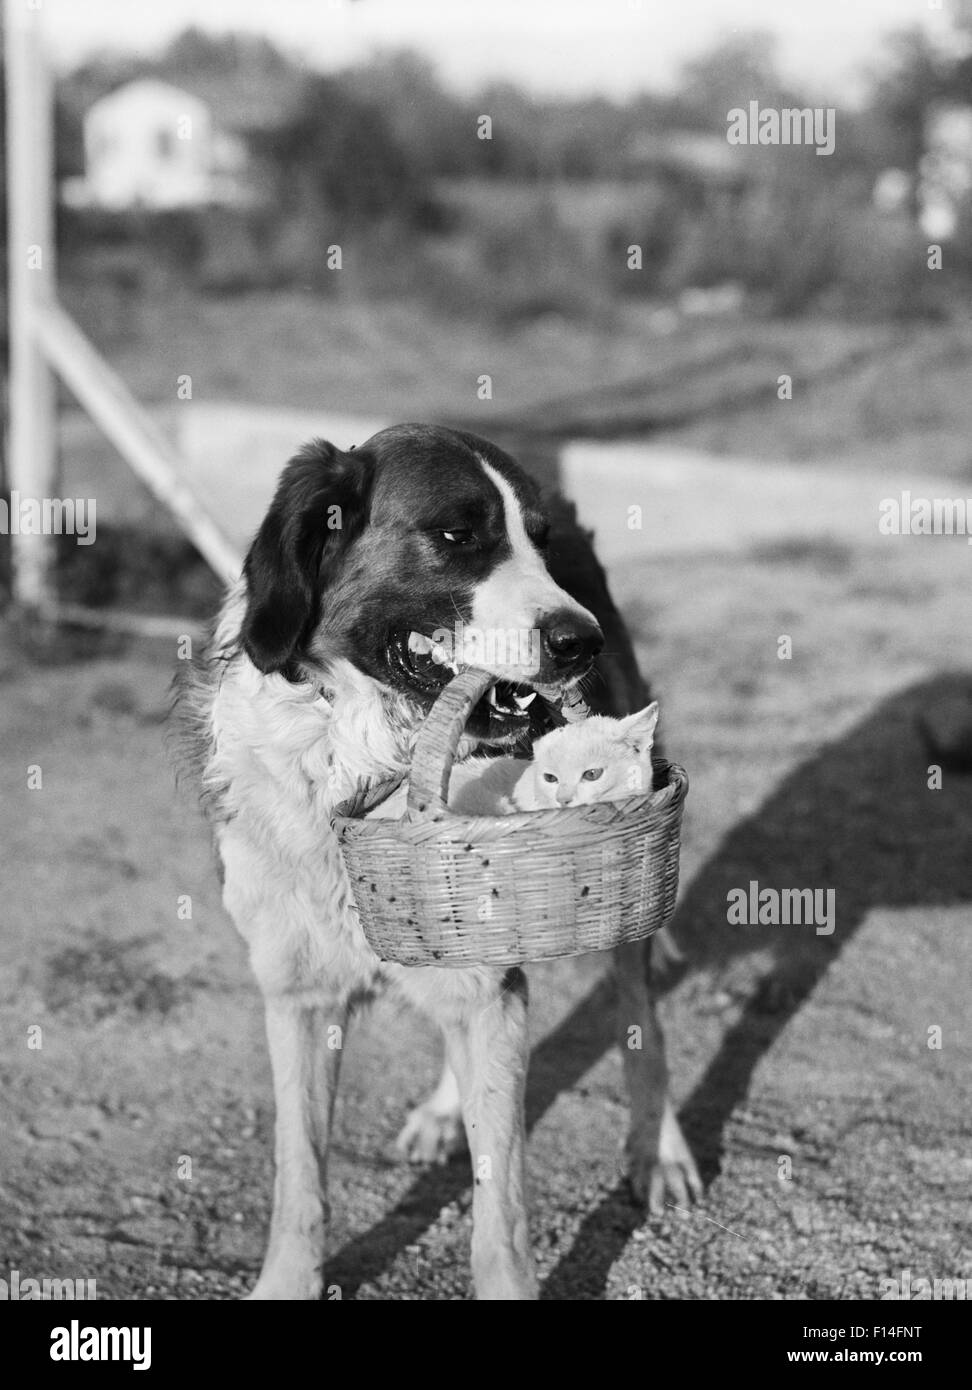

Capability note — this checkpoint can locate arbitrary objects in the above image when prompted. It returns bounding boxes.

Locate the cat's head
[525,702,659,808]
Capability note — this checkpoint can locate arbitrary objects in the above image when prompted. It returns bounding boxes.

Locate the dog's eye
[541,771,558,783]
[439,529,474,545]
[582,767,604,781]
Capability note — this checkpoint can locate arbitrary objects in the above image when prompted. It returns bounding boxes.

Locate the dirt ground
[1,517,970,1300]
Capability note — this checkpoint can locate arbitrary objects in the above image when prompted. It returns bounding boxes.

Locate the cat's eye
[439,529,474,545]
[541,772,558,783]
[582,767,604,781]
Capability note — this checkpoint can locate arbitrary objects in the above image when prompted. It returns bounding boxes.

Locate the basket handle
[405,667,498,820]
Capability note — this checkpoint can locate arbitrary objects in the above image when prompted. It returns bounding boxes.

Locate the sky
[35,0,961,103]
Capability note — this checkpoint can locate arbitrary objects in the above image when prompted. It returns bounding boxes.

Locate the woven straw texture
[332,668,688,968]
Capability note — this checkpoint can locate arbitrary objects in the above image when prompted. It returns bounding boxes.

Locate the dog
[174,423,701,1300]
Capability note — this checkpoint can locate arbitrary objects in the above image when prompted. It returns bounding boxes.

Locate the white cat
[443,702,660,817]
[511,703,659,811]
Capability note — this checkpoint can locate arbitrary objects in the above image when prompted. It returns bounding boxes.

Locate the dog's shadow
[327,674,972,1299]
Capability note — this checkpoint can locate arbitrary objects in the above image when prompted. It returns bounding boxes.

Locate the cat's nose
[539,609,603,675]
[556,786,574,806]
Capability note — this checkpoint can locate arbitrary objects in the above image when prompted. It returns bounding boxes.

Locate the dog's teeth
[408,631,433,654]
[446,660,459,675]
[513,691,537,709]
[487,686,500,708]
[430,642,451,665]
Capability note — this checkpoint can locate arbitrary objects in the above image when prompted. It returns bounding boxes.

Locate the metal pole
[5,0,57,607]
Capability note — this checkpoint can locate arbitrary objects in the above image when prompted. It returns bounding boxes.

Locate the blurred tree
[947,0,972,101]
[870,29,949,173]
[674,31,789,128]
[473,81,544,179]
[259,73,431,224]
[160,27,292,79]
[338,50,473,177]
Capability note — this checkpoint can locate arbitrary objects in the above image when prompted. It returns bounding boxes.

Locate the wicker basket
[332,668,688,968]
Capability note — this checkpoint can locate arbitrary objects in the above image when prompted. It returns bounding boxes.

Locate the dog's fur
[173,424,700,1300]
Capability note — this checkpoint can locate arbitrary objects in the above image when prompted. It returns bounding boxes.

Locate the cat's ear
[619,702,659,753]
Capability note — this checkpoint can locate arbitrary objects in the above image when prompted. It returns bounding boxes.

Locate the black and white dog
[175,423,700,1300]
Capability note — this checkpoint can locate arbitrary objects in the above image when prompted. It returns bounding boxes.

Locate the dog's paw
[395,1103,467,1165]
[626,1107,703,1216]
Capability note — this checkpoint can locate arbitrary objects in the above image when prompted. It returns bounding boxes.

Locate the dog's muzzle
[537,609,603,681]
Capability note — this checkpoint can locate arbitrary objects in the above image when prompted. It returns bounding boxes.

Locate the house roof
[73,70,300,141]
[87,78,210,122]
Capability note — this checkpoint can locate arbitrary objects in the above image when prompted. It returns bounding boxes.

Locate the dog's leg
[248,989,347,1300]
[615,940,702,1213]
[395,1059,467,1164]
[430,969,537,1300]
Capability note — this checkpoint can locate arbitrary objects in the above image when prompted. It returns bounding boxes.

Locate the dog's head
[240,424,603,742]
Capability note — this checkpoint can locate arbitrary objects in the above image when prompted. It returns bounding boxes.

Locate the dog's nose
[540,610,603,672]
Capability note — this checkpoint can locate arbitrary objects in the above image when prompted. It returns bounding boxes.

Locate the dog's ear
[241,439,372,674]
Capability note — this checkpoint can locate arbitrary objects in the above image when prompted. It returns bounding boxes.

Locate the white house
[63,78,248,211]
